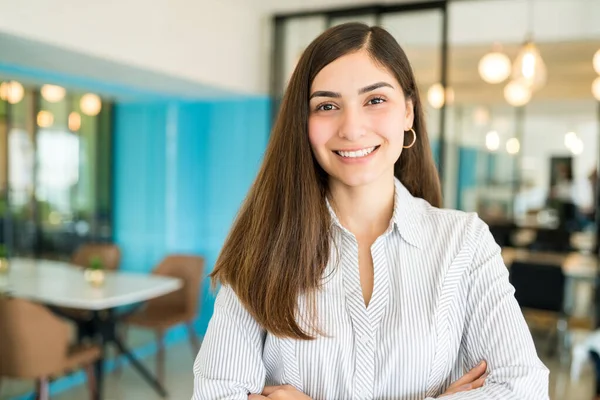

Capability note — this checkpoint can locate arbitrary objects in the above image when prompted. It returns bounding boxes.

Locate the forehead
[311,50,400,92]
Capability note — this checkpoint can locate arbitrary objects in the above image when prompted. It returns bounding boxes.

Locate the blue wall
[113,97,271,333]
[456,146,479,209]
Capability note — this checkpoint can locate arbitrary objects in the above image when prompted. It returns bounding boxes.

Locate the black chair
[591,351,600,398]
[488,223,516,247]
[509,261,568,359]
[528,228,572,253]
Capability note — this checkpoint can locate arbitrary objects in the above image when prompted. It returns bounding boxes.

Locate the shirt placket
[340,232,377,400]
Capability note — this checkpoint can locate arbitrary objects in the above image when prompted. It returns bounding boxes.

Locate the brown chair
[71,243,121,271]
[121,254,204,386]
[0,297,100,400]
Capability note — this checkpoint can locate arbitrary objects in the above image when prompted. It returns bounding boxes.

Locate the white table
[0,257,183,399]
[0,258,182,310]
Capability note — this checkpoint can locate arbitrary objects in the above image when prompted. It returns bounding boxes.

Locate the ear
[405,99,415,130]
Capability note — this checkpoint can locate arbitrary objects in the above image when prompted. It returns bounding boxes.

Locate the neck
[328,175,395,239]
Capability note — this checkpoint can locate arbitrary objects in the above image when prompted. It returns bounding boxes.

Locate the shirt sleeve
[192,285,267,400]
[435,220,550,400]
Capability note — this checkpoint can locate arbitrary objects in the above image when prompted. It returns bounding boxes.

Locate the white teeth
[336,146,377,158]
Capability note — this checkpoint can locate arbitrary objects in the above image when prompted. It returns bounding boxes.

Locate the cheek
[308,118,334,150]
[371,114,404,144]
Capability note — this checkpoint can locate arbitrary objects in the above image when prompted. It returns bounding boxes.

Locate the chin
[330,170,382,188]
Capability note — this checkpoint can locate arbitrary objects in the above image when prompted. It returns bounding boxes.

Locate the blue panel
[456,146,479,210]
[430,139,440,169]
[487,152,497,182]
[113,103,168,273]
[203,98,270,253]
[195,97,271,333]
[168,102,211,255]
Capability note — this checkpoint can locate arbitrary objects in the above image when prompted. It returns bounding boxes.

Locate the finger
[249,395,268,399]
[471,372,489,389]
[455,383,473,392]
[439,383,471,398]
[261,386,283,396]
[448,361,487,388]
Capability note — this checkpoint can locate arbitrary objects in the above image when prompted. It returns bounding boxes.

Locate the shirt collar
[391,177,425,249]
[326,177,425,249]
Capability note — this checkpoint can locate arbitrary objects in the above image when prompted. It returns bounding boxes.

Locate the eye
[316,103,338,112]
[367,97,386,106]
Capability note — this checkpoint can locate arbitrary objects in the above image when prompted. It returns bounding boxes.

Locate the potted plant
[84,255,105,287]
[0,244,8,275]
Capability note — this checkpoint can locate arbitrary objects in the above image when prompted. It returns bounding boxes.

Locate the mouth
[333,145,380,159]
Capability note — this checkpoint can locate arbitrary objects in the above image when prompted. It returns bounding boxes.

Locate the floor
[55,340,198,400]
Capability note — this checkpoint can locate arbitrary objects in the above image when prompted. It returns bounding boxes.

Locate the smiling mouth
[334,145,380,158]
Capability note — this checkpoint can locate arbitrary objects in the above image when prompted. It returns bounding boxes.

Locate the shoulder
[422,201,488,238]
[414,200,494,254]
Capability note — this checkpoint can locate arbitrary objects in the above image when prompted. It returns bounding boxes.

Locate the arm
[440,220,549,399]
[192,285,266,400]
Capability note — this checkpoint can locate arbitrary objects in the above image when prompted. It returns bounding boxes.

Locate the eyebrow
[309,81,394,100]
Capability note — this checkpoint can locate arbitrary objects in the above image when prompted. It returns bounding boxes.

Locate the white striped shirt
[193,178,549,399]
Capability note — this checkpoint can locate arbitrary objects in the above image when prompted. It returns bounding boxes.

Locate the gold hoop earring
[403,128,417,149]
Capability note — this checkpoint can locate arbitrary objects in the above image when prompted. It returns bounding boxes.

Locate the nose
[338,108,367,141]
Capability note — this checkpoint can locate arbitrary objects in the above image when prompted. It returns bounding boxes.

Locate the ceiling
[406,39,600,105]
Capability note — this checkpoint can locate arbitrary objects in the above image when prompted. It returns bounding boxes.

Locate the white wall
[0,0,270,95]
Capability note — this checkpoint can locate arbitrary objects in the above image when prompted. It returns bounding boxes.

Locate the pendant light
[512,0,546,91]
[478,44,511,84]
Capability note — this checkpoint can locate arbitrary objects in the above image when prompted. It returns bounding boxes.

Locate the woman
[193,23,548,399]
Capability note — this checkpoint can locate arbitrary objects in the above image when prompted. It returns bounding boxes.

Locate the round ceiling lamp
[80,93,102,116]
[0,81,25,104]
[68,112,81,131]
[427,83,454,109]
[478,51,512,84]
[506,138,520,155]
[504,80,532,107]
[592,76,600,101]
[485,130,500,151]
[41,84,66,103]
[570,137,584,155]
[564,131,578,149]
[37,111,54,128]
[427,83,444,109]
[565,131,584,156]
[473,106,490,126]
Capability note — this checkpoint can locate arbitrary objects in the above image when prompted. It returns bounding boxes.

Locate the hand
[249,385,311,399]
[439,360,488,397]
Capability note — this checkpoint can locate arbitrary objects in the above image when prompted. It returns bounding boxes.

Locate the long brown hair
[210,22,441,340]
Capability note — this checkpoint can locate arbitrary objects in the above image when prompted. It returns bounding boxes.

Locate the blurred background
[0,0,600,399]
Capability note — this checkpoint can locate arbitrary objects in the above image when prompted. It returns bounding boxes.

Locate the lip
[333,145,380,152]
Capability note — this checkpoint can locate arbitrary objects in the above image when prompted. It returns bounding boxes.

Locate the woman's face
[308,49,414,189]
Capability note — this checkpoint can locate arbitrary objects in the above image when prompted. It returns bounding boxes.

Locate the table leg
[92,311,106,400]
[112,337,168,398]
[62,308,169,399]
[93,356,105,400]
